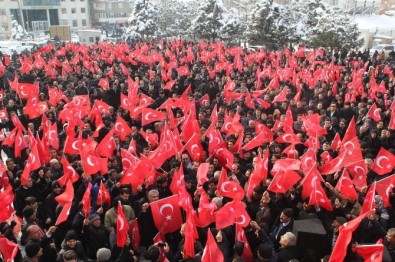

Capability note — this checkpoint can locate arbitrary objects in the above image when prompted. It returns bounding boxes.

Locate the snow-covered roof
[354,14,395,31]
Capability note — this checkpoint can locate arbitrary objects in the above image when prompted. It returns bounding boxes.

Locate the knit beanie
[96,248,111,261]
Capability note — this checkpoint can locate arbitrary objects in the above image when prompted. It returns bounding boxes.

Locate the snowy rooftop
[354,14,395,31]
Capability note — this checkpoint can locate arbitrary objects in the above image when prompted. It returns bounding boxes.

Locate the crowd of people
[0,39,394,262]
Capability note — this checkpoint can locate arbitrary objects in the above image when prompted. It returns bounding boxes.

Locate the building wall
[59,0,90,30]
[91,0,134,26]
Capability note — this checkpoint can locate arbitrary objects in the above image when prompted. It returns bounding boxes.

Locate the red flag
[80,150,107,175]
[201,229,224,262]
[129,219,140,252]
[241,125,273,151]
[169,164,185,194]
[329,212,369,262]
[355,239,383,262]
[0,108,8,121]
[308,182,333,211]
[114,116,132,141]
[0,235,19,262]
[141,108,166,126]
[82,183,92,217]
[267,170,301,194]
[58,156,79,187]
[300,166,324,199]
[98,77,109,90]
[14,128,27,158]
[26,143,41,171]
[342,117,357,143]
[117,201,130,247]
[121,149,139,171]
[96,129,116,158]
[245,150,269,198]
[375,175,395,207]
[366,103,382,122]
[176,65,191,77]
[331,133,341,151]
[271,158,301,172]
[370,147,395,175]
[361,182,377,215]
[55,201,72,226]
[217,169,245,200]
[55,180,74,207]
[235,224,254,262]
[272,87,289,103]
[198,94,210,106]
[335,169,358,201]
[300,149,317,173]
[47,122,59,150]
[183,211,198,259]
[319,152,346,175]
[0,185,15,221]
[150,195,183,234]
[97,181,111,206]
[197,163,210,186]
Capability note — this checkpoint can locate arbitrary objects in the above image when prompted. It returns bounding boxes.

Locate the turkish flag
[97,180,111,206]
[329,212,369,262]
[46,122,59,150]
[0,108,8,121]
[14,128,27,158]
[55,180,74,207]
[355,239,383,262]
[272,86,289,103]
[319,152,346,175]
[120,93,134,112]
[58,156,79,187]
[370,147,395,175]
[242,125,273,151]
[339,137,364,166]
[217,168,244,200]
[300,166,324,199]
[194,188,216,227]
[233,201,251,228]
[301,114,327,137]
[331,133,342,151]
[169,164,185,194]
[141,108,166,126]
[114,116,132,141]
[26,143,41,171]
[207,129,223,155]
[215,200,236,229]
[98,77,109,90]
[197,163,210,186]
[176,65,191,77]
[116,202,130,247]
[35,133,50,165]
[268,170,301,194]
[164,79,176,90]
[0,235,19,262]
[82,182,92,217]
[235,224,254,262]
[198,93,210,106]
[342,116,357,143]
[245,150,269,198]
[361,182,377,215]
[129,219,140,252]
[201,229,224,262]
[275,132,301,145]
[0,185,15,221]
[55,201,72,226]
[255,98,271,109]
[96,129,116,158]
[121,149,139,171]
[335,169,358,201]
[139,93,154,107]
[375,175,395,207]
[80,150,107,175]
[63,136,97,155]
[24,101,48,119]
[16,82,38,99]
[150,195,183,234]
[183,211,198,259]
[308,182,333,211]
[300,149,317,173]
[271,158,301,172]
[366,103,382,122]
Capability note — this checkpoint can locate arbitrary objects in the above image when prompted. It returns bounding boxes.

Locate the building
[59,0,90,29]
[90,0,134,27]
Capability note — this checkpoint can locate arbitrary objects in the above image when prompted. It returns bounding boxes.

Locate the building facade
[59,0,90,30]
[90,0,134,27]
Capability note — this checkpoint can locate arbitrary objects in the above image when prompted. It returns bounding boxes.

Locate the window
[0,9,6,15]
[82,19,86,26]
[72,20,77,27]
[108,3,112,9]
[61,8,66,14]
[118,3,122,8]
[71,8,76,13]
[89,37,94,43]
[60,19,68,25]
[81,7,85,13]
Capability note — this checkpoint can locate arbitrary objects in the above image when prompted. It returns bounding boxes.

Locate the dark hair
[146,245,160,261]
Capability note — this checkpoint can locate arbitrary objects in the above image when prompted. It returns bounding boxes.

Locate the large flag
[150,195,183,234]
[0,235,19,262]
[55,179,74,207]
[55,201,72,226]
[82,183,92,217]
[116,202,129,247]
[355,239,383,262]
[201,229,224,262]
[370,147,395,175]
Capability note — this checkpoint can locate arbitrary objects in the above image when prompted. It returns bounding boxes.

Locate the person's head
[23,206,37,220]
[65,230,78,248]
[96,248,111,262]
[279,208,293,223]
[148,189,160,202]
[25,196,38,210]
[386,228,395,245]
[279,232,297,247]
[332,216,346,229]
[88,214,101,227]
[27,225,42,240]
[120,188,131,201]
[146,244,161,261]
[25,242,43,259]
[256,243,274,261]
[63,250,78,262]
